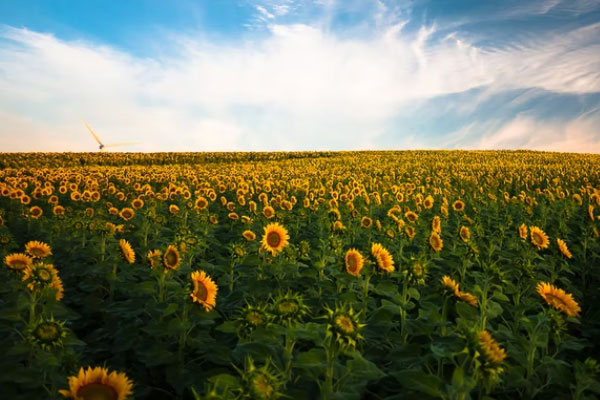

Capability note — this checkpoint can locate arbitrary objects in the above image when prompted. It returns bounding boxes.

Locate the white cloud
[447,113,600,153]
[0,14,599,152]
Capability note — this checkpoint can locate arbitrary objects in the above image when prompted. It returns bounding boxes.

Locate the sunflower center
[77,383,119,400]
[35,323,59,341]
[413,264,423,276]
[30,248,45,257]
[247,311,264,326]
[335,315,355,334]
[165,251,178,266]
[38,269,52,282]
[194,282,208,301]
[251,374,274,398]
[277,300,298,315]
[266,232,281,248]
[347,256,358,272]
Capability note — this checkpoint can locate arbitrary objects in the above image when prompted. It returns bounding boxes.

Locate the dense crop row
[0,150,599,399]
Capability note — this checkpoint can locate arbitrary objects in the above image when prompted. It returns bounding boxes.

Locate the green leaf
[391,370,443,397]
[294,348,326,369]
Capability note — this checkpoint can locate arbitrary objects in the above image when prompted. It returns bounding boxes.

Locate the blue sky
[1,0,599,152]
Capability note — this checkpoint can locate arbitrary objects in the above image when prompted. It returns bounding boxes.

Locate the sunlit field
[1,150,599,399]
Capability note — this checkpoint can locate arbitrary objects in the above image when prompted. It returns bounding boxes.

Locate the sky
[0,0,599,152]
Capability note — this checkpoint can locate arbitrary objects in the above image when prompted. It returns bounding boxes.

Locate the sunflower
[30,206,43,219]
[344,249,364,277]
[441,275,459,293]
[529,226,549,250]
[423,195,434,209]
[169,204,179,214]
[190,270,218,311]
[119,239,135,264]
[429,232,443,252]
[452,200,465,212]
[404,211,418,223]
[241,358,284,400]
[262,206,275,219]
[361,216,373,228]
[459,226,470,242]
[404,225,415,239]
[556,238,572,259]
[163,245,181,270]
[271,291,309,325]
[325,304,365,351]
[53,205,65,215]
[228,212,239,221]
[243,230,257,241]
[25,240,52,258]
[431,216,441,233]
[456,290,478,307]
[4,253,33,270]
[371,243,395,273]
[478,330,507,364]
[195,196,209,210]
[332,220,346,231]
[119,207,135,221]
[29,316,66,350]
[58,366,133,400]
[536,282,581,317]
[131,198,144,209]
[518,223,528,240]
[589,205,595,221]
[22,263,62,300]
[261,223,290,256]
[146,249,162,269]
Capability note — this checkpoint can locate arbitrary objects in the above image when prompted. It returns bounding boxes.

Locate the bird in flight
[82,120,140,151]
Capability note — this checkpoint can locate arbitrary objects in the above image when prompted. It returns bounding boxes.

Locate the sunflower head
[423,195,434,209]
[4,253,33,271]
[371,243,395,273]
[518,223,528,240]
[23,263,59,290]
[452,200,465,212]
[25,240,52,258]
[529,226,549,250]
[163,245,181,271]
[324,304,365,351]
[360,216,373,228]
[119,207,135,221]
[459,226,471,242]
[146,249,162,269]
[556,238,573,259]
[190,270,218,311]
[270,291,309,326]
[29,316,66,350]
[236,303,272,337]
[58,366,133,400]
[429,231,443,252]
[441,275,459,294]
[478,330,507,365]
[239,358,284,400]
[344,248,364,277]
[242,230,256,242]
[536,282,581,317]
[261,223,290,256]
[119,239,135,264]
[29,205,43,219]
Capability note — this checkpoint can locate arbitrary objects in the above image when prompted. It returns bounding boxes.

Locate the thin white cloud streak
[0,16,599,152]
[446,113,600,153]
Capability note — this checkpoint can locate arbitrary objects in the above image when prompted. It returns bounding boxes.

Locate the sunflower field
[1,150,599,400]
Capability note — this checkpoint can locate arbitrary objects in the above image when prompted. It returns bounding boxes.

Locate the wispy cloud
[0,2,599,152]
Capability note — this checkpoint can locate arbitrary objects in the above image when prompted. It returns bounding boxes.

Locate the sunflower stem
[109,263,118,301]
[28,291,38,325]
[400,278,409,344]
[158,272,166,302]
